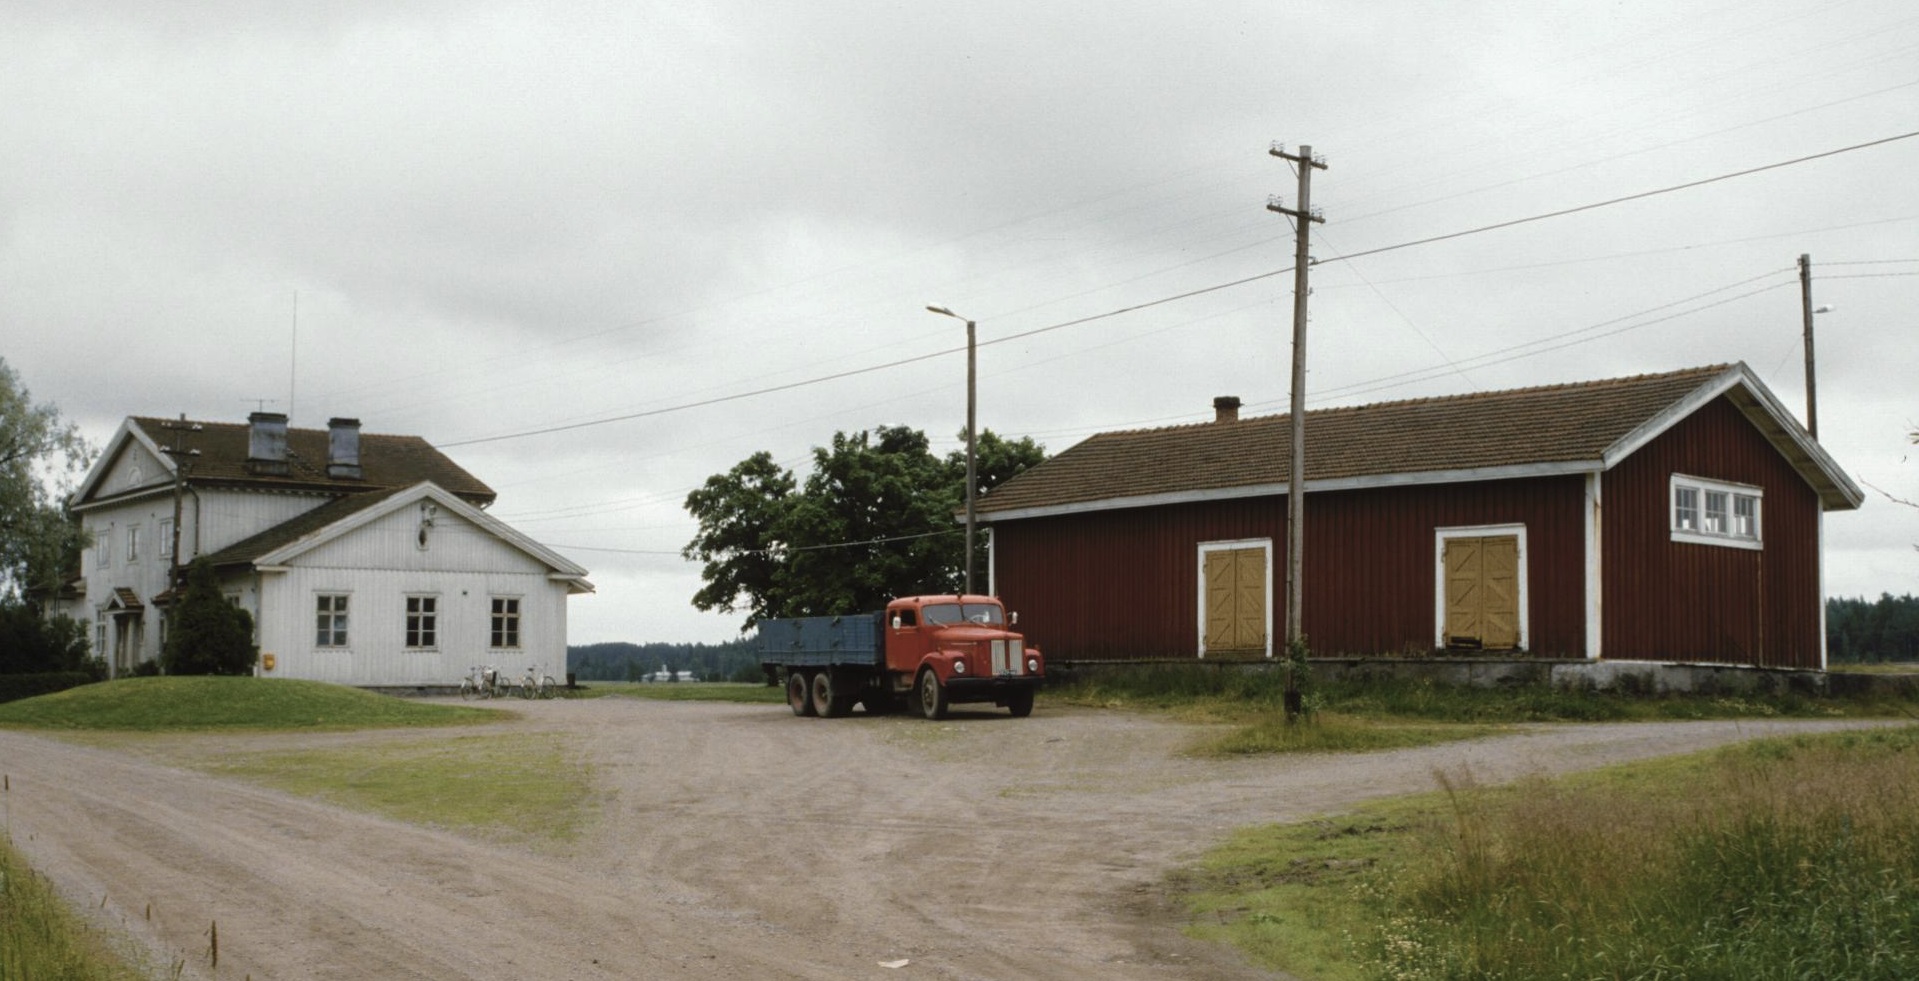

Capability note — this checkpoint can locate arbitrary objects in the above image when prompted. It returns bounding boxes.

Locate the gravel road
[0,700,1892,980]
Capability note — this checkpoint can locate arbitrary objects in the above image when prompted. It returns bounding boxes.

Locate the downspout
[1584,472,1603,659]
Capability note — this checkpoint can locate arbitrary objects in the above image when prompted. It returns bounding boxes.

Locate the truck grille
[991,639,1025,675]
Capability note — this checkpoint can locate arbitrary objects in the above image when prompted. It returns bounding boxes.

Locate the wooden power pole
[1268,143,1326,656]
[1798,253,1818,439]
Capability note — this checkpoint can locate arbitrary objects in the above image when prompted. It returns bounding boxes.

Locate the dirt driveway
[0,700,1892,980]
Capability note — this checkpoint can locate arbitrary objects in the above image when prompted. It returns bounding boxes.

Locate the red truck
[758,594,1044,719]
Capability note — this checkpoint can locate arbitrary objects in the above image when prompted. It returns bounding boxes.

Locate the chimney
[1213,396,1242,424]
[247,412,289,475]
[327,417,363,479]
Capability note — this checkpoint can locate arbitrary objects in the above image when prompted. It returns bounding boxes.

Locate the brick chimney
[247,412,289,475]
[327,417,363,479]
[1213,396,1242,424]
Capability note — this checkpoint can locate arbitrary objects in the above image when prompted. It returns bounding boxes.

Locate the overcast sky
[5,0,1916,643]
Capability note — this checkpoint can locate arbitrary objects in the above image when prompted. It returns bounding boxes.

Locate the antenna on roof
[289,289,298,424]
[242,398,281,412]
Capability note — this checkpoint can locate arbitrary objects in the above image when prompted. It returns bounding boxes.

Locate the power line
[441,128,1919,450]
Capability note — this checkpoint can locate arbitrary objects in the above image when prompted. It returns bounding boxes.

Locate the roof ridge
[1084,363,1733,440]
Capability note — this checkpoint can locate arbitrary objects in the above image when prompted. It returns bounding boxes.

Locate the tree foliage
[0,358,92,601]
[0,596,91,674]
[161,558,257,675]
[1827,594,1919,663]
[683,426,1045,629]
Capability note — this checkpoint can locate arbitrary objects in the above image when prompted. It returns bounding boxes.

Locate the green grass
[1054,664,1911,755]
[204,731,593,844]
[0,677,500,731]
[0,835,147,981]
[577,680,786,703]
[1181,724,1919,981]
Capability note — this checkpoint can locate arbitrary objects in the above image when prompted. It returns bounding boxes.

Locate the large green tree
[684,426,1044,629]
[0,358,92,602]
[161,557,257,675]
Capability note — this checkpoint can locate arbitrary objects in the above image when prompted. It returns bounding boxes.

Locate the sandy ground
[0,699,1895,980]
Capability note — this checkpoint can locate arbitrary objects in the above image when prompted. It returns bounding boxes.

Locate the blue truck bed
[757,613,885,669]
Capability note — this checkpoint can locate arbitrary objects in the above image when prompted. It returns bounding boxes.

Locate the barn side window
[406,595,439,649]
[316,594,349,647]
[1670,475,1761,550]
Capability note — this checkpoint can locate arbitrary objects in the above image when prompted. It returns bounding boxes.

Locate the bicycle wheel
[540,676,559,698]
[459,679,476,701]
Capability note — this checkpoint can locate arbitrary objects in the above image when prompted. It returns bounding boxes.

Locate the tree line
[568,639,762,683]
[1827,594,1919,663]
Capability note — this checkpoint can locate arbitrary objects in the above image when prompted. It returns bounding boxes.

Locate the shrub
[0,597,89,674]
[160,557,257,676]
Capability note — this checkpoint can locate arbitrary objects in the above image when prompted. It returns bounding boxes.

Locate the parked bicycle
[459,665,509,700]
[515,666,561,699]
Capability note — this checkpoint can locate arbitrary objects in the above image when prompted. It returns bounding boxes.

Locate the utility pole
[1798,253,1818,440]
[159,415,202,591]
[1268,143,1326,655]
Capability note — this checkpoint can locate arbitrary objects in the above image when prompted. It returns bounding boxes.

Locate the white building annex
[59,412,592,688]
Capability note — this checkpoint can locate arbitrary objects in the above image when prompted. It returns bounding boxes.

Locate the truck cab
[883,594,1043,719]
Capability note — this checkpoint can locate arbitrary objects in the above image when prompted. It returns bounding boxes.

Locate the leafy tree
[683,426,1045,629]
[0,358,92,601]
[0,596,91,674]
[161,557,257,675]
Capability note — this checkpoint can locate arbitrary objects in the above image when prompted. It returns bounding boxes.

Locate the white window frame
[126,523,140,563]
[1670,474,1762,551]
[315,593,350,648]
[159,518,174,559]
[97,523,113,568]
[1433,524,1530,651]
[405,594,439,650]
[490,596,523,650]
[1195,538,1275,659]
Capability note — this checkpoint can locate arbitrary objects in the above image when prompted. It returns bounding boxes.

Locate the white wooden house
[60,413,592,687]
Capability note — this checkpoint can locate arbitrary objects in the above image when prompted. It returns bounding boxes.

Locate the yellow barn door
[1443,535,1519,650]
[1204,546,1268,655]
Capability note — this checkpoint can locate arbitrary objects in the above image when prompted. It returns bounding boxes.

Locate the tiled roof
[128,417,494,503]
[202,485,411,568]
[976,365,1737,516]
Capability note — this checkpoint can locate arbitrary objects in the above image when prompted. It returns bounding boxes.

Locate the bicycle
[459,665,508,700]
[516,666,561,699]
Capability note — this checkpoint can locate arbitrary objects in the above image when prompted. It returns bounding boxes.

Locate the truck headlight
[1027,656,1039,673]
[952,660,967,675]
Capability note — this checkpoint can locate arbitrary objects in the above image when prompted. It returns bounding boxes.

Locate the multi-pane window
[96,524,112,568]
[406,596,438,649]
[491,597,521,649]
[126,524,140,563]
[1671,475,1761,549]
[159,518,174,559]
[316,594,349,647]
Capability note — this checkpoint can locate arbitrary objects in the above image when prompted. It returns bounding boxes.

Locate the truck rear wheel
[811,671,853,718]
[787,671,815,717]
[916,668,948,720]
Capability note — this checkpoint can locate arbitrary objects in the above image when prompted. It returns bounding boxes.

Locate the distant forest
[567,639,764,683]
[1827,594,1919,663]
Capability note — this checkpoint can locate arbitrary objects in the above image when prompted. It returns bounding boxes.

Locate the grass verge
[1181,723,1919,981]
[0,677,500,730]
[575,680,786,703]
[0,835,146,981]
[204,731,592,844]
[1055,664,1913,755]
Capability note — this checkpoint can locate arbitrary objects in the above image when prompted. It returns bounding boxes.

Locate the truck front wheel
[1006,689,1034,718]
[916,668,948,720]
[787,671,815,717]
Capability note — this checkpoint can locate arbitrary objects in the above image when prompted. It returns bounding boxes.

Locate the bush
[0,597,90,674]
[160,557,257,676]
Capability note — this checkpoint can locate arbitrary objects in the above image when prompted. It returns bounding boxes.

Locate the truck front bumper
[942,674,1042,706]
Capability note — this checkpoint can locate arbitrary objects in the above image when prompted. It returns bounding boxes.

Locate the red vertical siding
[1600,396,1823,668]
[992,474,1588,660]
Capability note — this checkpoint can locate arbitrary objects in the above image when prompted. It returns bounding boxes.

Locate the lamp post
[927,305,978,595]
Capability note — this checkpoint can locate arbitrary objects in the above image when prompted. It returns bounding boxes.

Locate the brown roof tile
[976,365,1733,516]
[128,418,495,504]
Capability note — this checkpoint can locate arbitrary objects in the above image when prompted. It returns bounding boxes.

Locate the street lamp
[927,305,978,595]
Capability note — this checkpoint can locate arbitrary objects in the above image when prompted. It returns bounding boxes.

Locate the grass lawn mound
[0,676,500,731]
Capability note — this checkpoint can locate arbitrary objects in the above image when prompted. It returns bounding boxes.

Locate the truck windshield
[922,603,1004,626]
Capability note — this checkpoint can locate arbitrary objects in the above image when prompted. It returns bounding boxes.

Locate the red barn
[975,364,1862,670]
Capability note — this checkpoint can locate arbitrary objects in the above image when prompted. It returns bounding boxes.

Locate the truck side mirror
[1009,612,1019,626]
[890,615,902,629]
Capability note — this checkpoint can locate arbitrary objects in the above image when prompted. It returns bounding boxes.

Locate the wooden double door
[1443,534,1520,650]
